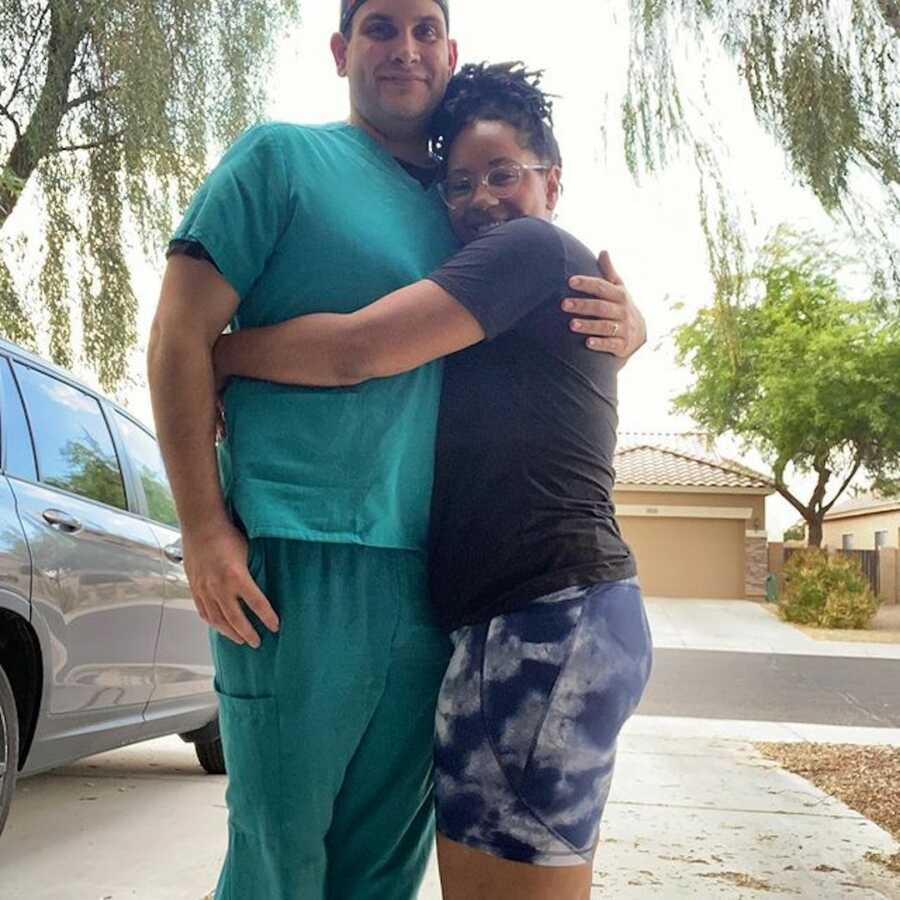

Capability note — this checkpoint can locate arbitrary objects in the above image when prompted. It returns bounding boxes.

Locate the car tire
[195,736,226,775]
[0,663,19,837]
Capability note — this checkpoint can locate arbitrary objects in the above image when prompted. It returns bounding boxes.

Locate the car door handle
[164,543,184,564]
[42,508,83,534]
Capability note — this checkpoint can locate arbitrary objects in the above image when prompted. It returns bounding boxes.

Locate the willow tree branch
[4,2,53,108]
[0,103,22,142]
[63,88,108,114]
[51,132,123,153]
[0,6,88,231]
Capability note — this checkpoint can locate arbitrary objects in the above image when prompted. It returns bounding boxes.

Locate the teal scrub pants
[210,539,451,900]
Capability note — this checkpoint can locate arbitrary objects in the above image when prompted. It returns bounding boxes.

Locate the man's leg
[324,550,451,900]
[211,540,408,900]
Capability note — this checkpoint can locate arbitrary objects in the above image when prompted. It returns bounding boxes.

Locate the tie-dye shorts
[434,577,653,867]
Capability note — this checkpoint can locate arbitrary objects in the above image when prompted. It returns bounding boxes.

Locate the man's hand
[182,521,279,648]
[561,251,647,360]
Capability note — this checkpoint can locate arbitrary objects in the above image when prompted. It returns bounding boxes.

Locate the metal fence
[784,546,881,595]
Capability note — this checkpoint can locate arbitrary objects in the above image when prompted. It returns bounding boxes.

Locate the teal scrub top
[172,122,459,550]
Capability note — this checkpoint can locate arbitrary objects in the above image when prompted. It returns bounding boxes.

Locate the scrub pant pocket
[211,539,448,900]
[215,692,286,899]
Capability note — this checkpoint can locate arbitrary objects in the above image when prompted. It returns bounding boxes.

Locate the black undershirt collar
[395,157,438,189]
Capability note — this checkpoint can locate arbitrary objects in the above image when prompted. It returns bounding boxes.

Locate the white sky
[9,1,856,537]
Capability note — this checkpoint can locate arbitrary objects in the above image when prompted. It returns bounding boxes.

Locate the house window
[841,534,855,551]
[875,530,888,549]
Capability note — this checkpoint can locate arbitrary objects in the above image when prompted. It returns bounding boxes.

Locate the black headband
[340,0,450,36]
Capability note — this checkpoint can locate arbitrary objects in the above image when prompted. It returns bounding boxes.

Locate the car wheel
[195,736,226,775]
[0,663,19,837]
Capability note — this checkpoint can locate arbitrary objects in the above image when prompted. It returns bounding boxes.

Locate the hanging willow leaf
[0,0,299,391]
[625,0,900,300]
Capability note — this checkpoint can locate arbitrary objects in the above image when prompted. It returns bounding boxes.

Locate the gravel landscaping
[761,602,900,643]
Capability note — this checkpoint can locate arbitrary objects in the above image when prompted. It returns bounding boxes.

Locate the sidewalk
[417,721,900,899]
[646,597,900,659]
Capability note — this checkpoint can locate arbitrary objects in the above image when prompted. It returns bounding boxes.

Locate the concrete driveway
[0,736,444,900]
[0,737,228,899]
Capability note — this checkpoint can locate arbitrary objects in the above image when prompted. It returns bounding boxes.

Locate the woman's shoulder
[473,217,567,267]
[491,215,561,243]
[493,219,595,268]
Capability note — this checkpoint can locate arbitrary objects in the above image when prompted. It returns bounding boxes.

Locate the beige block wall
[823,510,900,550]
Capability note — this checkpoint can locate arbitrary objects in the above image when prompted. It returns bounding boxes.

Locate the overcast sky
[18,1,856,536]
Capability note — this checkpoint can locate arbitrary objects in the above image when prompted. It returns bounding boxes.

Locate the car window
[1,358,38,481]
[114,412,179,528]
[14,363,127,510]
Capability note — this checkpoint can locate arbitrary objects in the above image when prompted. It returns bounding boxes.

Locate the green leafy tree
[674,226,900,547]
[47,432,125,509]
[625,0,900,302]
[137,463,178,527]
[783,523,806,543]
[0,0,297,390]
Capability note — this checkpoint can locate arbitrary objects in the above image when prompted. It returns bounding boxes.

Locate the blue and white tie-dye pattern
[434,578,653,866]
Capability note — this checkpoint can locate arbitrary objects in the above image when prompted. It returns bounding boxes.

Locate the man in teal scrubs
[147,2,645,898]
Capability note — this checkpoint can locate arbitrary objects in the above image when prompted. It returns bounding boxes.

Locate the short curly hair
[429,62,562,169]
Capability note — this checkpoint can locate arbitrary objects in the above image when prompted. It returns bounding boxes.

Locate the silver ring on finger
[611,321,620,337]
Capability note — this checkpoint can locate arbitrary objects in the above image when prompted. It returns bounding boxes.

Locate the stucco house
[822,494,900,551]
[613,434,774,600]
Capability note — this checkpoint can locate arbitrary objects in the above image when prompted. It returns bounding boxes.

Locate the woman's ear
[546,165,563,213]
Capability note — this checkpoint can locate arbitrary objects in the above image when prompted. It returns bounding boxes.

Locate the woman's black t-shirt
[426,216,636,632]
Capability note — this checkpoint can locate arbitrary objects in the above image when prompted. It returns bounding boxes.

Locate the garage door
[618,516,746,599]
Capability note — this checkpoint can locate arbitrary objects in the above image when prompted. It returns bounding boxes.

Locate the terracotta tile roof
[824,493,900,520]
[615,434,773,491]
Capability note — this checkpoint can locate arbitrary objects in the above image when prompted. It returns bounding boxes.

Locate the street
[640,649,900,728]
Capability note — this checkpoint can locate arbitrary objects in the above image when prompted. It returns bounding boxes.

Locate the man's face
[331,0,458,140]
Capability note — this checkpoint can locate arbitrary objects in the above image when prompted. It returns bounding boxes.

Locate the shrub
[779,550,879,629]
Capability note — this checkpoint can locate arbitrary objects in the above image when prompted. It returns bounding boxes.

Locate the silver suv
[0,339,221,837]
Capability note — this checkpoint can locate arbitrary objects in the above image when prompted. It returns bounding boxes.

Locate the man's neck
[349,112,433,167]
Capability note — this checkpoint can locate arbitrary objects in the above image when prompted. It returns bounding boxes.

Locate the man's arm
[148,255,279,647]
[562,252,647,360]
[214,279,485,388]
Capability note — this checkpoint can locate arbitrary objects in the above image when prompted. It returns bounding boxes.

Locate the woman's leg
[437,834,593,900]
[434,579,653,900]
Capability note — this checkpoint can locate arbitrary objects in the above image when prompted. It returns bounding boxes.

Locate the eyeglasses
[437,162,550,209]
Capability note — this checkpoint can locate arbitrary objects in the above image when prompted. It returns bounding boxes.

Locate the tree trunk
[807,517,824,548]
[878,0,900,40]
[0,6,87,230]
